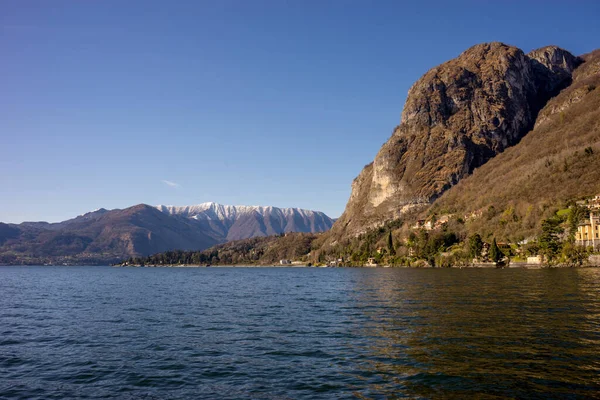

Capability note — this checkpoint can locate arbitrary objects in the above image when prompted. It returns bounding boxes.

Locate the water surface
[1,266,599,399]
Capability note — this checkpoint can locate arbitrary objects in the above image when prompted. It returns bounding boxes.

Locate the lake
[1,266,599,399]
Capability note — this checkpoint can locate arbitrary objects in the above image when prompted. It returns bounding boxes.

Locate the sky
[2,0,600,223]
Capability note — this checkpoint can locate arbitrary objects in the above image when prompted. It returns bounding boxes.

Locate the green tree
[538,215,564,264]
[523,241,540,256]
[387,231,396,256]
[561,242,589,267]
[567,204,589,241]
[489,238,503,263]
[468,234,483,259]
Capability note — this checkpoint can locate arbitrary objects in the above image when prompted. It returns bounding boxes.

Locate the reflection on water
[347,269,600,398]
[0,266,599,399]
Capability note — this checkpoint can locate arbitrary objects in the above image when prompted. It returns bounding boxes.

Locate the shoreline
[112,263,600,269]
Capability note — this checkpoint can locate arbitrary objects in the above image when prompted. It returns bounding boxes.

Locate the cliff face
[332,42,580,238]
[430,49,600,240]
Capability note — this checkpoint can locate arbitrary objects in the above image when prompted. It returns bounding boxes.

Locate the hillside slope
[329,43,580,241]
[429,49,600,241]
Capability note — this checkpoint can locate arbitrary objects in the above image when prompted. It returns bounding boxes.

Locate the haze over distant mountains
[0,203,334,265]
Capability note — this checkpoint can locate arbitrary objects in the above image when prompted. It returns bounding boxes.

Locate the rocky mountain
[330,42,583,240]
[429,48,600,240]
[0,203,334,265]
[156,202,334,241]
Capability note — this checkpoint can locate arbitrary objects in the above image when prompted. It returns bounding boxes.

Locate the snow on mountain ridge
[156,202,324,221]
[155,202,334,240]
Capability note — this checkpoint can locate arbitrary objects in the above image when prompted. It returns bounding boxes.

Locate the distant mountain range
[157,202,334,241]
[0,203,335,265]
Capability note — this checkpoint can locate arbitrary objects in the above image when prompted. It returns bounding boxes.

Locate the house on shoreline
[576,196,600,250]
[365,257,378,267]
[576,210,600,250]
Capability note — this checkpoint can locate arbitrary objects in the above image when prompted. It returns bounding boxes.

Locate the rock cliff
[430,48,600,240]
[332,42,580,238]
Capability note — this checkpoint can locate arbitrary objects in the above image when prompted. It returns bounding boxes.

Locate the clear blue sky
[2,0,599,223]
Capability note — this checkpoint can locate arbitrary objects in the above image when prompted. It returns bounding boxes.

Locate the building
[589,195,600,209]
[576,210,600,250]
[412,220,429,229]
[435,214,452,228]
[365,257,378,267]
[527,255,544,264]
[279,259,292,265]
[326,258,344,267]
[411,214,453,231]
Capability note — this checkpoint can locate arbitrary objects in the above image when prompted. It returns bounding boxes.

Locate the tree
[489,238,503,263]
[538,215,564,264]
[387,231,396,256]
[561,242,589,267]
[567,204,589,241]
[468,234,483,259]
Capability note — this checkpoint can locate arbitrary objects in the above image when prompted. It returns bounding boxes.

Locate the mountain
[156,202,334,241]
[0,205,220,265]
[329,42,583,240]
[429,48,600,240]
[0,203,334,265]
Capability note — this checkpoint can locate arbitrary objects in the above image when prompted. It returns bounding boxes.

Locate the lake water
[1,266,600,399]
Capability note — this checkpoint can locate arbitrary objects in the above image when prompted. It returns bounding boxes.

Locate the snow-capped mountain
[156,202,334,241]
[0,202,334,265]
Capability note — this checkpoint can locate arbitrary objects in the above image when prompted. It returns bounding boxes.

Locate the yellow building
[576,210,600,250]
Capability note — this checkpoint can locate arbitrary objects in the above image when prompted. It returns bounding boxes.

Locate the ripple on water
[0,266,600,399]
